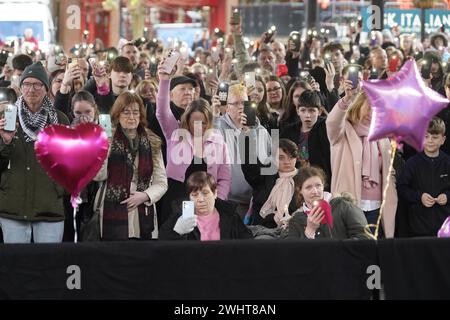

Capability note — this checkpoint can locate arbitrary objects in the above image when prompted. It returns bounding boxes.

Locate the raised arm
[155,63,179,140]
[326,80,355,146]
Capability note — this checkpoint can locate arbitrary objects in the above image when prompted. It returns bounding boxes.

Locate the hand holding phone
[218,82,229,106]
[211,47,220,63]
[149,56,158,78]
[3,104,17,132]
[182,201,195,219]
[311,199,333,227]
[244,72,256,89]
[369,68,379,80]
[264,26,277,44]
[347,66,359,89]
[231,8,240,25]
[99,114,112,138]
[161,50,180,74]
[243,101,257,127]
[289,32,301,52]
[68,58,78,70]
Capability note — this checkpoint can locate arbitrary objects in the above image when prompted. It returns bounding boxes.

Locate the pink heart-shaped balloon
[35,123,109,199]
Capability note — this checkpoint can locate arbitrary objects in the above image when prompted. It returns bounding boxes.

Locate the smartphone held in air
[289,32,301,52]
[264,26,276,44]
[161,50,180,74]
[149,62,158,78]
[3,104,17,132]
[244,72,256,89]
[218,82,229,106]
[99,114,112,138]
[68,58,78,70]
[182,201,195,219]
[211,47,220,63]
[231,9,240,25]
[243,101,257,127]
[421,60,431,79]
[369,68,379,80]
[347,67,359,89]
[388,55,399,73]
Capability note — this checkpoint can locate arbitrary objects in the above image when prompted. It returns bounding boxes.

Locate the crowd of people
[1,15,450,243]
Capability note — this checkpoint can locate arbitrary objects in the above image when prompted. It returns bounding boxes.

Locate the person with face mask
[286,167,369,240]
[159,171,252,241]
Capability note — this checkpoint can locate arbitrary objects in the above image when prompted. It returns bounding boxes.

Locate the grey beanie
[20,61,49,91]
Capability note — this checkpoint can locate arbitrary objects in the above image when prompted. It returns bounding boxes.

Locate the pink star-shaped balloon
[362,59,449,151]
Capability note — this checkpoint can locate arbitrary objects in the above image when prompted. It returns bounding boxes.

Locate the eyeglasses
[121,110,140,118]
[228,101,245,107]
[267,86,281,93]
[21,82,45,91]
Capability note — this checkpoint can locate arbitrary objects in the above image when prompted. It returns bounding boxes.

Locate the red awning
[144,0,218,7]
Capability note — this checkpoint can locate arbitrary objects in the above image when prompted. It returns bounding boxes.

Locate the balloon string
[73,206,77,243]
[364,139,397,240]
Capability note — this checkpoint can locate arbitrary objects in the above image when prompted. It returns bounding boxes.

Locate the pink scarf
[197,210,220,241]
[260,169,298,218]
[353,123,380,189]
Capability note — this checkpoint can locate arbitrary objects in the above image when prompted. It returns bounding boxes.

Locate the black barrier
[1,238,449,300]
[0,239,377,300]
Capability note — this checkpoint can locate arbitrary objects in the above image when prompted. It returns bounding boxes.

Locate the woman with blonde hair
[156,63,231,226]
[94,91,168,240]
[136,79,158,104]
[325,80,397,238]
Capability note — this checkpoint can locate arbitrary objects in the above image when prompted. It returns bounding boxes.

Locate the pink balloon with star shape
[362,59,449,151]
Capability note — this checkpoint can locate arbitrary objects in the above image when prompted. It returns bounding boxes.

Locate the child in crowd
[398,117,450,237]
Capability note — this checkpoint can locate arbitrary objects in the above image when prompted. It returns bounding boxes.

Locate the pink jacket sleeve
[156,79,179,140]
[326,98,350,146]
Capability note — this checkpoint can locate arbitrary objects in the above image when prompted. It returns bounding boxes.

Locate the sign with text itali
[361,8,450,34]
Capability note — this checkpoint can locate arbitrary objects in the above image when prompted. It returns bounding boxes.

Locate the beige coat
[94,129,168,239]
[326,98,398,238]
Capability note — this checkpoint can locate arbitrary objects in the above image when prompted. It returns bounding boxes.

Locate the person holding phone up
[156,59,231,227]
[215,83,272,219]
[52,59,84,121]
[0,62,70,243]
[326,80,398,238]
[159,172,252,240]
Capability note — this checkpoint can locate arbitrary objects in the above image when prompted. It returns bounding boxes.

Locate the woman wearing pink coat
[156,63,231,226]
[326,80,397,238]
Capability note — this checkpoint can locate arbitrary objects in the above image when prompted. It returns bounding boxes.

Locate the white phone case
[162,50,180,74]
[4,104,17,132]
[211,47,220,63]
[182,201,195,219]
[99,114,112,138]
[245,72,256,88]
